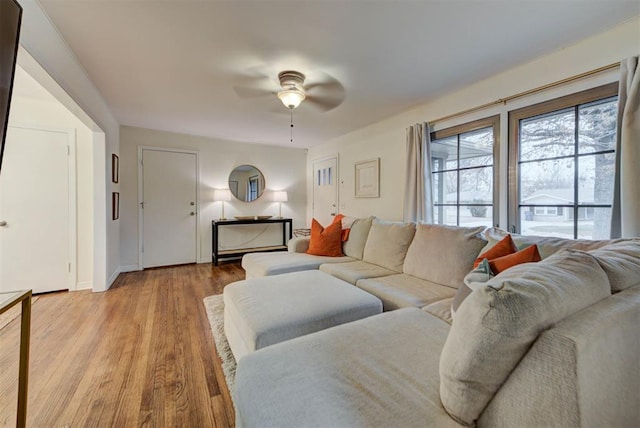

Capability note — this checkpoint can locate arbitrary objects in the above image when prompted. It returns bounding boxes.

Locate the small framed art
[355,158,380,198]
[112,192,119,220]
[112,153,119,183]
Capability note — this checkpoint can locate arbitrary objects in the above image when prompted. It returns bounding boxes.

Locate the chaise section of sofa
[232,236,640,428]
[241,216,374,278]
[234,308,462,428]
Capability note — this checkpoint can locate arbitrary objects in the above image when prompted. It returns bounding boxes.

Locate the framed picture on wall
[355,158,380,198]
[112,192,119,220]
[112,153,119,183]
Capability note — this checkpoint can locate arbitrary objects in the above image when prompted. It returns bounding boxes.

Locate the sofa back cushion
[403,224,486,289]
[589,240,640,292]
[342,216,374,259]
[481,227,623,259]
[362,219,415,272]
[439,249,611,426]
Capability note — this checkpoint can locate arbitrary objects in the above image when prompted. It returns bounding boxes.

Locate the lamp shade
[213,188,231,202]
[277,89,305,109]
[273,191,288,202]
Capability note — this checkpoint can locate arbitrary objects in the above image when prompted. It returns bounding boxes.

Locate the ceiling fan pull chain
[290,110,294,143]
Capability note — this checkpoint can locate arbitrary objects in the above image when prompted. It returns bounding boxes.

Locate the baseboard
[76,281,93,291]
[107,268,120,288]
[120,264,141,273]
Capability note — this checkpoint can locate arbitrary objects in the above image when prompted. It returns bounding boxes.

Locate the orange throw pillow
[474,235,518,268]
[332,214,351,241]
[306,218,344,257]
[489,244,541,274]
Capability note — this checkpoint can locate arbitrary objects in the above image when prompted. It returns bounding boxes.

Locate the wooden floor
[0,262,244,427]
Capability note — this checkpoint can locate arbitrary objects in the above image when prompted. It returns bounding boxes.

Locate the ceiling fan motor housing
[278,70,306,90]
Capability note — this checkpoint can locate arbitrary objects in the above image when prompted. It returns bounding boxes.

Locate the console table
[212,218,293,266]
[0,290,31,428]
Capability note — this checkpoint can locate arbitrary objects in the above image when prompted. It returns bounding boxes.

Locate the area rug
[0,296,39,331]
[203,294,237,393]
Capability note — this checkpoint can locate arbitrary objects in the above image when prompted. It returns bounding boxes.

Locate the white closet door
[142,149,197,268]
[0,126,73,293]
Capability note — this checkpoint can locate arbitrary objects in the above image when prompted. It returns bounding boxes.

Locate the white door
[141,149,197,268]
[0,126,74,293]
[312,156,338,226]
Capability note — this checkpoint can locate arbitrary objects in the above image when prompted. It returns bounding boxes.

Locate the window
[248,175,259,201]
[430,116,499,228]
[509,83,618,239]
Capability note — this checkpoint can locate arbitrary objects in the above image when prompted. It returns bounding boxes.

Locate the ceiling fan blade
[304,71,345,111]
[233,86,274,98]
[305,71,343,91]
[306,93,344,112]
[232,65,277,98]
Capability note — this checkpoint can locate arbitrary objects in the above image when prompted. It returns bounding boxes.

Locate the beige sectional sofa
[236,217,640,427]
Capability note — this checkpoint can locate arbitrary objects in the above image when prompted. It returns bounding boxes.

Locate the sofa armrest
[479,286,640,427]
[288,237,310,253]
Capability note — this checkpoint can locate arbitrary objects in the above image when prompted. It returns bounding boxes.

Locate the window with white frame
[430,116,499,228]
[508,83,618,239]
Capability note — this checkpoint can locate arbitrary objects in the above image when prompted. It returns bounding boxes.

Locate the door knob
[0,220,6,227]
[190,202,195,206]
[190,212,195,216]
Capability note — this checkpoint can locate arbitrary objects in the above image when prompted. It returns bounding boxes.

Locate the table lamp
[273,191,288,219]
[213,189,231,220]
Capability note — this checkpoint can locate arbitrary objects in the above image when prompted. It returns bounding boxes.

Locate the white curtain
[403,122,434,223]
[611,56,640,238]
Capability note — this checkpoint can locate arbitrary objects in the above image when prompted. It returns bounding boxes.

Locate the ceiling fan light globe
[277,89,306,109]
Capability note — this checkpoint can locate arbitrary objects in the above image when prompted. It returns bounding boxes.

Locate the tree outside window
[509,83,618,239]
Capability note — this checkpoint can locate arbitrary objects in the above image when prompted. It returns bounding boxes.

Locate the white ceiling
[38,0,638,149]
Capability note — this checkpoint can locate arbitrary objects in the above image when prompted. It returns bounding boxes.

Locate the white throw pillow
[588,239,640,292]
[439,249,611,425]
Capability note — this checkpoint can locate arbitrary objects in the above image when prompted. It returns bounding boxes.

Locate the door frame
[311,154,339,223]
[5,123,77,291]
[137,146,201,270]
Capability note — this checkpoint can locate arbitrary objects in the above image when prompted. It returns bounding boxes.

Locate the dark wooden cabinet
[211,218,293,265]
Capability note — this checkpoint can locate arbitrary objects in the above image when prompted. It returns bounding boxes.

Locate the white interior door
[141,149,197,268]
[0,126,75,294]
[312,156,338,226]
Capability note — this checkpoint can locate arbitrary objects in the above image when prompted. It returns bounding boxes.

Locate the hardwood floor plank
[0,262,244,427]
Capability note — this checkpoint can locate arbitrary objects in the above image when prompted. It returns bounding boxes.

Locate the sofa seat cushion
[223,270,382,361]
[242,252,355,278]
[234,308,461,428]
[319,260,395,285]
[422,297,454,325]
[403,224,486,289]
[356,274,457,311]
[439,249,611,426]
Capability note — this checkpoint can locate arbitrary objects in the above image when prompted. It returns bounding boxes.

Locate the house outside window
[508,83,618,239]
[430,116,499,228]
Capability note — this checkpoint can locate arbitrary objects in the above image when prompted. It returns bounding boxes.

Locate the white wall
[8,96,94,288]
[18,0,120,291]
[119,126,307,269]
[308,17,640,228]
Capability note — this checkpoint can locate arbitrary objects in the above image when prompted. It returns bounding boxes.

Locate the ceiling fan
[234,69,345,112]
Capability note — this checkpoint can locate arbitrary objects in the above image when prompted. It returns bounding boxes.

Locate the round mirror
[228,165,265,202]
